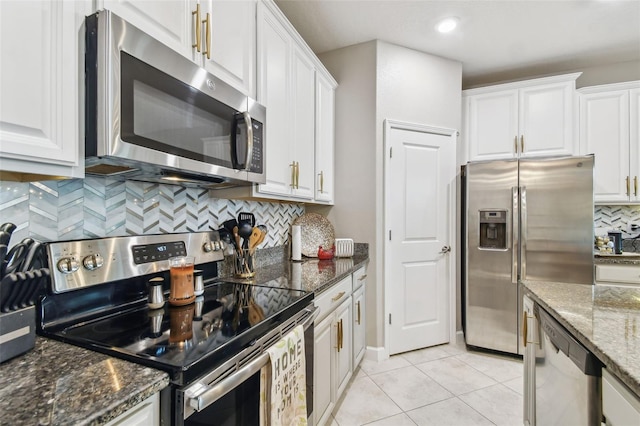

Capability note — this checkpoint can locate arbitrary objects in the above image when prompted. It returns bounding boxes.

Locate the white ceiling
[274,0,640,88]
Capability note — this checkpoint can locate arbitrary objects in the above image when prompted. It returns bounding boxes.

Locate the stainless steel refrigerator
[463,155,594,355]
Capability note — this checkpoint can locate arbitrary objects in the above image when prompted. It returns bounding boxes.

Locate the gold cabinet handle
[295,161,300,189]
[192,4,201,51]
[635,176,638,197]
[514,136,518,154]
[520,135,524,154]
[335,320,343,352]
[357,301,361,325]
[202,13,211,59]
[522,311,528,348]
[358,274,367,281]
[340,319,344,349]
[627,176,631,197]
[290,162,296,188]
[331,291,345,302]
[318,170,324,193]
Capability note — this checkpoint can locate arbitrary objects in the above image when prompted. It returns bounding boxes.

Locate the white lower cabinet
[596,264,640,286]
[602,368,640,426]
[313,275,354,426]
[104,393,160,426]
[352,267,367,368]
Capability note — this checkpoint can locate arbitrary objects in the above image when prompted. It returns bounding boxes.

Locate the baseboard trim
[364,346,387,362]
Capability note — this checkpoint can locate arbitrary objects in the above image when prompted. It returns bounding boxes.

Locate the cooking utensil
[232,226,242,255]
[238,212,255,227]
[238,222,253,250]
[247,227,260,255]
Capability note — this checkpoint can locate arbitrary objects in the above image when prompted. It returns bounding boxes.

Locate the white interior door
[385,120,456,355]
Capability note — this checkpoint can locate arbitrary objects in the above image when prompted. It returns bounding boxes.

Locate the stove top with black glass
[38,231,313,386]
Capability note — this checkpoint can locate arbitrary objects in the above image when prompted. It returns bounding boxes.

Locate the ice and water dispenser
[478,209,507,249]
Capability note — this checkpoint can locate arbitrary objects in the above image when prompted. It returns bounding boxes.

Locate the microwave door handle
[242,112,253,172]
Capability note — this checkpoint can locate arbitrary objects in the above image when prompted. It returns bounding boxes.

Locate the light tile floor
[329,341,524,426]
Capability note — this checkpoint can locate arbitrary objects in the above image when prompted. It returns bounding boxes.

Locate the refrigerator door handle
[512,186,519,284]
[520,186,527,281]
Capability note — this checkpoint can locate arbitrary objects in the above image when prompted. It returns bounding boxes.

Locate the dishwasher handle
[537,305,601,377]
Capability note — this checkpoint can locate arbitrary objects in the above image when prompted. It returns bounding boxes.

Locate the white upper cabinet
[0,0,87,179]
[315,72,337,204]
[254,0,336,203]
[579,81,640,204]
[99,0,191,57]
[191,0,257,98]
[100,0,256,97]
[464,73,580,162]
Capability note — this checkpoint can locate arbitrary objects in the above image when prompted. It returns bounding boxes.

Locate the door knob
[440,245,451,254]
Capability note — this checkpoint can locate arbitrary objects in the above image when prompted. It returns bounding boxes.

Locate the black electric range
[37,231,314,386]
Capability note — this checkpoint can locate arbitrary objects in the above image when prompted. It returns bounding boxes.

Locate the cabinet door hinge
[389,313,392,325]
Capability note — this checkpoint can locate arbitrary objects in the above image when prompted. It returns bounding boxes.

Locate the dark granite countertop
[522,280,640,397]
[594,253,640,266]
[218,246,370,295]
[0,337,169,425]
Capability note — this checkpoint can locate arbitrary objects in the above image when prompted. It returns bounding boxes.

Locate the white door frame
[383,119,458,359]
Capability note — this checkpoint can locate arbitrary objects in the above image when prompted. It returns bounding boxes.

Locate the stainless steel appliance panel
[86,10,265,187]
[465,159,519,354]
[534,304,602,425]
[519,156,594,285]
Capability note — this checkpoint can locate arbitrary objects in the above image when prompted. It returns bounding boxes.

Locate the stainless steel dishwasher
[534,304,602,425]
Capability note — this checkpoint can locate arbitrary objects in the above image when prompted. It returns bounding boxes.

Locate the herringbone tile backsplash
[2,178,639,251]
[0,179,304,246]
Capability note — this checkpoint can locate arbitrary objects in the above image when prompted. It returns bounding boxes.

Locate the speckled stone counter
[217,244,369,295]
[594,253,640,266]
[0,337,169,426]
[522,280,640,397]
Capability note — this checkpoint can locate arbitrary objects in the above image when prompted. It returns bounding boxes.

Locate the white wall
[317,40,462,349]
[315,41,378,343]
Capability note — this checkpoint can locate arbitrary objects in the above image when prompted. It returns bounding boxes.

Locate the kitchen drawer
[602,369,640,426]
[352,266,367,291]
[596,265,640,285]
[315,275,351,322]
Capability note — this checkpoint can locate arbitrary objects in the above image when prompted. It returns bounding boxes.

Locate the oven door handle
[186,306,318,413]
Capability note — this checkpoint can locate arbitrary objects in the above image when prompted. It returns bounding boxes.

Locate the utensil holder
[234,249,255,278]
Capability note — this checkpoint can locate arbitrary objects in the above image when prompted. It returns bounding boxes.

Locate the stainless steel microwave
[85,10,265,188]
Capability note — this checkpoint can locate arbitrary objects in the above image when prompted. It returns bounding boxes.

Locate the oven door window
[186,373,260,426]
[120,52,247,170]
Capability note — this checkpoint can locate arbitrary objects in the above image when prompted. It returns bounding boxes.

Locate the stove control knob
[213,241,221,251]
[57,257,79,274]
[203,241,213,253]
[83,254,104,271]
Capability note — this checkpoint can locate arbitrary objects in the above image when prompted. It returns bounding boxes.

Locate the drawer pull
[331,291,345,302]
[358,274,367,281]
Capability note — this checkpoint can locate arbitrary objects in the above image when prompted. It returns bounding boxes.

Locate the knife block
[0,306,35,363]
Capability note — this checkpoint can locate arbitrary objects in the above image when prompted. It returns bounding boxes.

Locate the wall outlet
[628,223,639,233]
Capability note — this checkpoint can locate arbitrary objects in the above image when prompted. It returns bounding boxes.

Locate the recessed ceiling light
[436,17,459,33]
